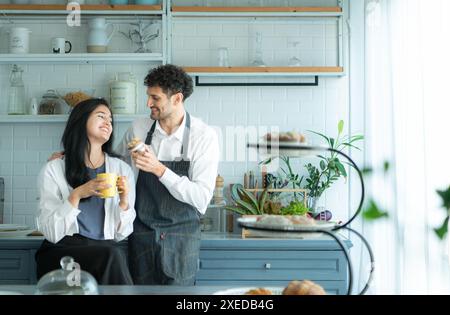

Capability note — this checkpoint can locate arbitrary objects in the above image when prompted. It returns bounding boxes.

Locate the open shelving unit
[0,0,349,120]
[0,2,168,123]
[168,0,347,84]
[0,3,167,64]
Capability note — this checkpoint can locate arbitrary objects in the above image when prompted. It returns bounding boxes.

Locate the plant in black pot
[302,120,363,211]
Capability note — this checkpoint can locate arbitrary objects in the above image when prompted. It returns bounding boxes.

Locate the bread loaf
[282,280,326,295]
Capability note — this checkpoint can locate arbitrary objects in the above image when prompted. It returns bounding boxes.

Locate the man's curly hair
[144,64,194,101]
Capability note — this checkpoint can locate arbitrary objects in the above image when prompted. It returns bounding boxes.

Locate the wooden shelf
[0,114,145,123]
[172,6,342,13]
[184,66,344,75]
[0,4,164,15]
[0,4,162,11]
[0,53,164,64]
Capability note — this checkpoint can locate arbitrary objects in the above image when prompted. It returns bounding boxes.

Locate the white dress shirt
[115,113,219,215]
[36,154,136,244]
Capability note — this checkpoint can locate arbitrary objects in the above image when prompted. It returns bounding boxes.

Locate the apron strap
[144,112,191,161]
[144,120,157,146]
[180,113,191,160]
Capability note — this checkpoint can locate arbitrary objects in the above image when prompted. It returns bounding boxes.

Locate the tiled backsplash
[172,19,338,67]
[0,80,350,227]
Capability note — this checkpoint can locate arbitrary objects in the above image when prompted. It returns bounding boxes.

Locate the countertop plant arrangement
[225,120,363,219]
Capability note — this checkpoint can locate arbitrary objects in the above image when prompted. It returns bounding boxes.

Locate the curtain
[364,0,450,294]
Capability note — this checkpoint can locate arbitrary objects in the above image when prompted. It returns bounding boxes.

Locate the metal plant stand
[242,143,375,295]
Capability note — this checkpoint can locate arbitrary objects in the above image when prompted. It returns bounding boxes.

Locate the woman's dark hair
[144,64,194,101]
[61,98,119,188]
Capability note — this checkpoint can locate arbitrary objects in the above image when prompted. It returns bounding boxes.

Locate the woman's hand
[68,178,111,208]
[117,176,129,211]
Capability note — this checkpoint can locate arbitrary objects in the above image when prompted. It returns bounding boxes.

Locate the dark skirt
[35,234,133,285]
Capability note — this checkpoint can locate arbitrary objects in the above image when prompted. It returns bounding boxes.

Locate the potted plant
[225,184,309,216]
[302,120,363,211]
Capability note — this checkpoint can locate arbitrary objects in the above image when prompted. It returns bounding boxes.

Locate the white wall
[0,0,360,229]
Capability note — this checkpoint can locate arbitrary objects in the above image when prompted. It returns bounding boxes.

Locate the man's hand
[131,148,166,178]
[48,151,64,162]
[68,178,111,208]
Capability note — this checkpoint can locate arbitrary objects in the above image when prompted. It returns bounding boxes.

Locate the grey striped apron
[128,113,200,285]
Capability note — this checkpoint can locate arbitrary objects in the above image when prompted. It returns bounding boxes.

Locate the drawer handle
[264,263,271,269]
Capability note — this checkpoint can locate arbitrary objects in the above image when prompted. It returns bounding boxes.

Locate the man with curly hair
[115,64,219,285]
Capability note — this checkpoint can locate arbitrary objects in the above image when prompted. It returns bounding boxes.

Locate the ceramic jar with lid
[38,90,68,115]
[7,27,32,54]
[109,72,137,114]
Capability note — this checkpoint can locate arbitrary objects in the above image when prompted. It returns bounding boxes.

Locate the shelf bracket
[194,76,319,87]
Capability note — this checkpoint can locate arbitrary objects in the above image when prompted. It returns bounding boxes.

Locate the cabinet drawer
[0,250,30,280]
[197,250,347,281]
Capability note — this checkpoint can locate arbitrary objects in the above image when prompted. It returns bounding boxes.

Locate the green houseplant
[225,186,269,215]
[434,186,450,240]
[303,120,363,202]
[362,162,449,242]
[225,184,309,216]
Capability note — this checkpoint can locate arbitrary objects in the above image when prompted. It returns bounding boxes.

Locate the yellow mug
[96,173,118,198]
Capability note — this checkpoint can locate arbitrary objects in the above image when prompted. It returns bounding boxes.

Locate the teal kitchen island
[0,233,351,295]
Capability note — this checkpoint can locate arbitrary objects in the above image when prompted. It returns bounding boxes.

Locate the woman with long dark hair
[35,98,136,285]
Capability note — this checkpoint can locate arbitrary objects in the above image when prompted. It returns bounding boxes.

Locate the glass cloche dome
[35,256,99,295]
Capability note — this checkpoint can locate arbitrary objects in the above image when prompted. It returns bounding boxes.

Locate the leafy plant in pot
[303,120,363,210]
[225,185,269,216]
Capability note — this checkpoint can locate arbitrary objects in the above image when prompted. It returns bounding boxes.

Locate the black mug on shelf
[51,37,72,54]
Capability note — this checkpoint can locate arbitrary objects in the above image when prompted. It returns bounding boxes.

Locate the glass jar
[8,65,26,115]
[38,89,68,115]
[212,174,225,205]
[200,216,213,232]
[35,256,99,295]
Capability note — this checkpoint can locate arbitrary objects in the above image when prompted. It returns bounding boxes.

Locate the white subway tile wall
[0,0,351,227]
[0,79,350,227]
[172,19,338,67]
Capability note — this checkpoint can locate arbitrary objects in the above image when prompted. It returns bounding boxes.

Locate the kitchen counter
[0,232,350,248]
[0,284,240,295]
[0,233,352,294]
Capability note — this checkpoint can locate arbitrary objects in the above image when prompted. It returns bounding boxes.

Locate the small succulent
[280,201,310,216]
[225,186,269,215]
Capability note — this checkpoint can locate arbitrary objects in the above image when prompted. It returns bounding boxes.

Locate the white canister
[109,73,137,114]
[8,27,32,54]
